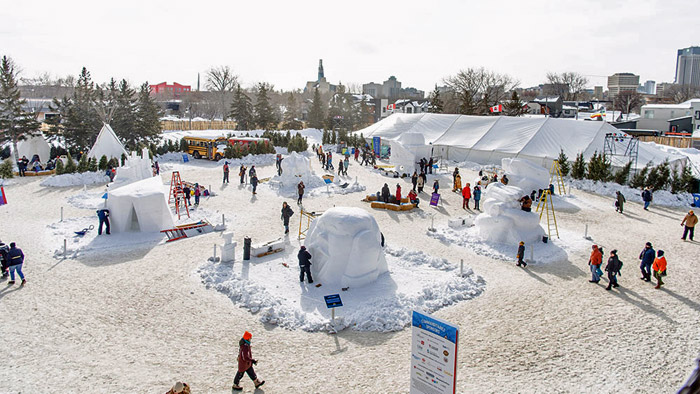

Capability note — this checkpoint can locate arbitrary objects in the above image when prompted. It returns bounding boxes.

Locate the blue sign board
[373,136,381,156]
[410,310,459,394]
[692,193,700,207]
[324,294,343,308]
[182,154,189,163]
[324,178,333,184]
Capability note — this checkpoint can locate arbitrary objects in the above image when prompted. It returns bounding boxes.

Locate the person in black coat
[427,157,434,174]
[411,171,418,191]
[0,241,9,277]
[97,209,110,235]
[516,241,526,267]
[183,185,191,206]
[605,250,622,290]
[281,202,294,234]
[6,242,25,285]
[298,246,313,284]
[381,183,390,203]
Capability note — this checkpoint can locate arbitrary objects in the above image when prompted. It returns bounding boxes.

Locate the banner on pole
[373,137,381,156]
[410,310,459,394]
[429,193,440,207]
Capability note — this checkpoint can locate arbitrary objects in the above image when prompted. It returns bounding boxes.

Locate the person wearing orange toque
[232,331,265,391]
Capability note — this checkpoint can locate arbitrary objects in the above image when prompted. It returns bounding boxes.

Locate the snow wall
[473,182,545,244]
[501,158,551,194]
[305,207,388,288]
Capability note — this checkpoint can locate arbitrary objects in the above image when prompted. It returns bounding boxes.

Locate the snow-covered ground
[40,171,110,187]
[1,150,699,393]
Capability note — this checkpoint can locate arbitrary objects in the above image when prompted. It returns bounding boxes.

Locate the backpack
[618,259,623,274]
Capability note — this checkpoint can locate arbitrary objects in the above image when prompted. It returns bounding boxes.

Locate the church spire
[318,59,324,81]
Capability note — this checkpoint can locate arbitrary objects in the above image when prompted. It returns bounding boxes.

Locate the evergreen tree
[98,155,108,171]
[0,158,13,178]
[111,79,138,149]
[64,153,77,173]
[88,157,98,172]
[0,56,41,165]
[504,90,526,116]
[253,83,276,130]
[308,88,325,129]
[282,93,303,130]
[179,137,188,152]
[428,85,443,113]
[613,161,632,185]
[54,157,64,174]
[50,67,102,151]
[645,163,661,190]
[630,163,650,189]
[77,153,89,173]
[571,153,586,179]
[230,84,255,130]
[322,130,329,145]
[648,160,671,190]
[134,82,162,148]
[330,129,337,144]
[557,149,570,176]
[287,134,308,153]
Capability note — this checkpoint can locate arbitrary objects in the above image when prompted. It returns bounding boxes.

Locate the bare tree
[205,65,238,120]
[614,90,644,118]
[545,72,589,100]
[663,84,700,103]
[444,67,518,115]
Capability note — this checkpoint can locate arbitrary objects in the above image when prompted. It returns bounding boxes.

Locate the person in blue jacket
[641,187,653,210]
[473,184,482,210]
[638,241,655,282]
[7,242,25,285]
[97,209,111,235]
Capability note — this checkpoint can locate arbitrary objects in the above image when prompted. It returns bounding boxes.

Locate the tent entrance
[128,205,141,232]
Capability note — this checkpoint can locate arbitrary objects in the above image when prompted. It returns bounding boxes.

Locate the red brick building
[149,82,191,95]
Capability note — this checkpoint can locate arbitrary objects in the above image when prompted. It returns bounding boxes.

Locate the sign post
[324,294,343,330]
[410,310,459,394]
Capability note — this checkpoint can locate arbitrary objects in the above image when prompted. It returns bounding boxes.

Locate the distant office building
[593,86,603,99]
[675,46,700,86]
[656,82,673,97]
[607,73,640,99]
[643,80,656,95]
[150,82,191,95]
[362,76,424,100]
[304,59,337,94]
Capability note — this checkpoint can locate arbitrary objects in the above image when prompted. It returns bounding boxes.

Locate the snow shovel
[74,225,95,237]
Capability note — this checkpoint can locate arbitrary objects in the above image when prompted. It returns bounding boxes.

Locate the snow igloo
[305,207,388,288]
[501,158,550,194]
[473,182,545,245]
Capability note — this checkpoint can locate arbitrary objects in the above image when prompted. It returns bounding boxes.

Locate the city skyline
[2,0,699,94]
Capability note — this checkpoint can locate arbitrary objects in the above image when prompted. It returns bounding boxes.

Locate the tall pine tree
[230,84,254,130]
[50,67,102,151]
[282,93,303,130]
[111,79,138,149]
[253,82,276,130]
[308,88,325,130]
[134,82,162,148]
[428,85,443,113]
[0,56,41,164]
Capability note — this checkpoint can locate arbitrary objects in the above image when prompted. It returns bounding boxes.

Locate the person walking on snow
[516,241,526,267]
[354,148,360,161]
[681,210,697,241]
[231,331,265,391]
[642,187,653,210]
[6,242,26,286]
[473,184,482,210]
[411,171,418,191]
[0,241,9,278]
[337,159,344,176]
[250,175,258,195]
[249,166,256,179]
[96,208,110,235]
[605,250,622,290]
[297,181,305,205]
[298,245,313,284]
[239,165,247,184]
[462,182,471,209]
[638,242,655,282]
[281,202,294,234]
[652,250,667,289]
[343,157,349,175]
[589,244,602,283]
[223,162,230,183]
[615,191,626,213]
[194,183,201,206]
[432,179,439,194]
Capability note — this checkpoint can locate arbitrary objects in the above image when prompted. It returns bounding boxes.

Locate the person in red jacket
[588,244,603,283]
[232,331,265,391]
[462,182,471,209]
[395,184,402,203]
[652,250,667,289]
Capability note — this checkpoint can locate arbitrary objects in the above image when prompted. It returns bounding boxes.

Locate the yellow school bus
[184,136,227,160]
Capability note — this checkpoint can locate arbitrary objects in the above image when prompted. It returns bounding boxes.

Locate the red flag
[387,103,395,110]
[489,104,502,113]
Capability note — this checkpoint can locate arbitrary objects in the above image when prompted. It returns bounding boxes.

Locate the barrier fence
[161,120,238,131]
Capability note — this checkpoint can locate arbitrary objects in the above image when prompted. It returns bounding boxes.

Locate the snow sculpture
[305,207,388,288]
[114,148,153,186]
[473,182,544,244]
[220,231,236,263]
[106,176,174,233]
[501,158,550,195]
[271,152,326,194]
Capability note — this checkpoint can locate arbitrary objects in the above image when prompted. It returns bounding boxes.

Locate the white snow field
[1,148,700,393]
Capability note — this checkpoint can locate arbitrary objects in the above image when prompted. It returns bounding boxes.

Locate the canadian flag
[489,104,503,113]
[387,103,395,110]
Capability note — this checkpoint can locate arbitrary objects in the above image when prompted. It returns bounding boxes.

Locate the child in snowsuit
[396,184,402,203]
[605,250,622,290]
[232,331,264,391]
[652,250,667,289]
[516,241,526,267]
[298,246,313,283]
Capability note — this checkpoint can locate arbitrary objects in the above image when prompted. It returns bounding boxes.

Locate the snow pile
[569,179,694,207]
[67,190,107,210]
[474,182,545,244]
[216,153,277,167]
[40,171,110,187]
[198,245,484,332]
[155,152,192,163]
[305,207,388,288]
[501,158,550,194]
[307,178,367,197]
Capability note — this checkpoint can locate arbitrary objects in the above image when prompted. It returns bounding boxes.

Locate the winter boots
[232,384,242,391]
[254,379,265,389]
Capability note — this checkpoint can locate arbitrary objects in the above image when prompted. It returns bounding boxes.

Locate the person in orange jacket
[462,182,471,209]
[652,250,667,289]
[589,244,603,283]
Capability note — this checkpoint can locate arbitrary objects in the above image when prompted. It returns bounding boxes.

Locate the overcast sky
[2,0,699,93]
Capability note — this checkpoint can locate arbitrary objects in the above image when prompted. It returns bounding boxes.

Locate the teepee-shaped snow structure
[87,123,128,160]
[16,133,51,162]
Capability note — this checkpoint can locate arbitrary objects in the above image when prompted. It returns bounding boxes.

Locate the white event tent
[354,113,687,170]
[88,123,129,161]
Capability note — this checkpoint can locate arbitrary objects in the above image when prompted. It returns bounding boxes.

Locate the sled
[161,220,213,242]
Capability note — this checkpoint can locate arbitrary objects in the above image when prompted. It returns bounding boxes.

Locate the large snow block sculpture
[106,176,174,233]
[501,158,550,194]
[474,182,544,244]
[305,207,388,288]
